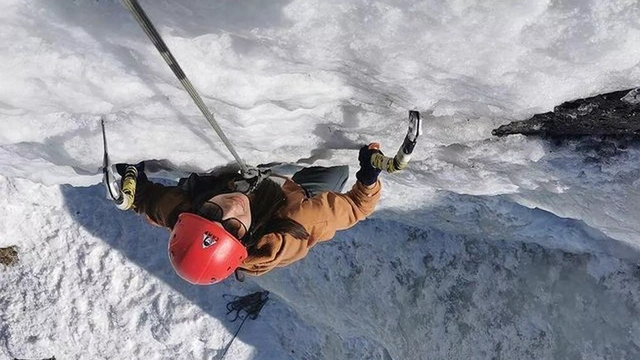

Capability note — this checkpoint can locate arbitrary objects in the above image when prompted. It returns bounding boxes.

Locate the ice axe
[370,110,422,173]
[101,118,138,211]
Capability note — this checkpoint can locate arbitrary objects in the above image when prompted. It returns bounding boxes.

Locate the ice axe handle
[116,165,138,211]
[370,110,422,173]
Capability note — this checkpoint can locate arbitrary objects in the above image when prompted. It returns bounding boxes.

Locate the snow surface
[1,0,640,359]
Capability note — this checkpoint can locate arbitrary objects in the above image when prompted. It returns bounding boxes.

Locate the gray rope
[121,0,248,174]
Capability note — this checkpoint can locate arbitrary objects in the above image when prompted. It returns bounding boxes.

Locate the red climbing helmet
[168,213,248,285]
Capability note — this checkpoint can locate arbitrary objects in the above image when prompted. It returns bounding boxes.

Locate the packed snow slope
[1,0,640,359]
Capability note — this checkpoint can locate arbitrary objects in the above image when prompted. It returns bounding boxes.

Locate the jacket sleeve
[291,180,382,245]
[239,180,382,276]
[132,181,193,229]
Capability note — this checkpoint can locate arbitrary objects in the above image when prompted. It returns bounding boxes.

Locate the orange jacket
[133,176,381,276]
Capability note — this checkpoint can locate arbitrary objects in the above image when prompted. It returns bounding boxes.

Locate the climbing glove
[355,143,383,186]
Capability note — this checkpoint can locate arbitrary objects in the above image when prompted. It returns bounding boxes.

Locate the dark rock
[492,88,640,137]
[0,245,18,267]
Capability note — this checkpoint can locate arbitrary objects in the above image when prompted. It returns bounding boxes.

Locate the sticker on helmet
[202,232,218,248]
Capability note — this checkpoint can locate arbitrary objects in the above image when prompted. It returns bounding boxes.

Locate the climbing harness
[231,167,272,194]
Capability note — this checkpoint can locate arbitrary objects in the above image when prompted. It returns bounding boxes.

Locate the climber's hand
[356,143,383,186]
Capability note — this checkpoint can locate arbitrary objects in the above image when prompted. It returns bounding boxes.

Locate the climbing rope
[219,291,270,359]
[121,0,248,175]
